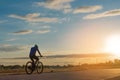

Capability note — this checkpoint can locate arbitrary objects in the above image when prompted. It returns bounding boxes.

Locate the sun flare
[104,34,120,56]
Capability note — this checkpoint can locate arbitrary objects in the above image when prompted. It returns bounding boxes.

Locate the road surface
[0,69,120,80]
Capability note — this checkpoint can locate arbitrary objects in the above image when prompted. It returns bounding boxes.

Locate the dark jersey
[29,47,38,56]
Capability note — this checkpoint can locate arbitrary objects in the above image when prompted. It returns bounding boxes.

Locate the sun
[104,34,120,56]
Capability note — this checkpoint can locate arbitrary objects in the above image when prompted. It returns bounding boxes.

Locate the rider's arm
[37,49,42,57]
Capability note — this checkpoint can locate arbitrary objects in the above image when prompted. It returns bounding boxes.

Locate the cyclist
[29,44,42,68]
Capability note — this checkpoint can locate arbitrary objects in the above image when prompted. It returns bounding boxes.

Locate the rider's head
[34,44,38,48]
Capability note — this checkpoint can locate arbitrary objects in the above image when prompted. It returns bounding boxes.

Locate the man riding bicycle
[29,44,42,68]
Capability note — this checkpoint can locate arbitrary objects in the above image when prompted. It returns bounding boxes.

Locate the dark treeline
[81,59,120,69]
[0,65,24,70]
[1,59,120,71]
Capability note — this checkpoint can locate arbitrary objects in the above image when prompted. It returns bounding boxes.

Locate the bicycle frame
[25,56,43,74]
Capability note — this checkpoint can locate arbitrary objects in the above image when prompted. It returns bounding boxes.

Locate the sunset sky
[1,0,120,58]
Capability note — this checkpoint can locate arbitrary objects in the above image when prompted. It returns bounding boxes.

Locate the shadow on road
[105,76,120,80]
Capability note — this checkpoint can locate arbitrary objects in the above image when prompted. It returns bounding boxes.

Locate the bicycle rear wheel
[37,61,43,74]
[25,61,33,74]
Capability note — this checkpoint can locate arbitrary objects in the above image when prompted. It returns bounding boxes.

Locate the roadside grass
[0,65,87,75]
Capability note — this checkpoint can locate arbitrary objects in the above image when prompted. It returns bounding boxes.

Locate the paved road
[0,69,120,80]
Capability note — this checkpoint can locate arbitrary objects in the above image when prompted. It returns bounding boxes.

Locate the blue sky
[1,0,120,58]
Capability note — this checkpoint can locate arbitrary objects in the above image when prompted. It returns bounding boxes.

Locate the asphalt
[0,69,120,80]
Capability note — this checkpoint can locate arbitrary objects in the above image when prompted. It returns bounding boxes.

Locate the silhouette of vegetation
[1,59,120,74]
[80,59,120,69]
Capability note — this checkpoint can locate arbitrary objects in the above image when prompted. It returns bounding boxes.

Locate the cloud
[13,30,33,35]
[0,44,25,52]
[6,38,17,41]
[84,9,120,19]
[6,53,112,59]
[46,53,112,58]
[60,17,71,23]
[73,5,102,14]
[36,0,74,13]
[42,26,51,28]
[9,13,58,23]
[36,29,50,34]
[0,20,7,23]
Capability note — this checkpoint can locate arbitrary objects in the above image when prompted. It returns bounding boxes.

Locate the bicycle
[25,56,43,74]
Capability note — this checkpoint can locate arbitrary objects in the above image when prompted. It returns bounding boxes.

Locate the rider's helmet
[35,44,38,48]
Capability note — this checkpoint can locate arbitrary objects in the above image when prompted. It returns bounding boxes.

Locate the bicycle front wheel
[25,61,33,74]
[37,61,43,74]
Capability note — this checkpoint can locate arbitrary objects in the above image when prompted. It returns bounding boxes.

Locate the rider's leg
[30,56,34,64]
[30,56,35,69]
[34,56,39,64]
